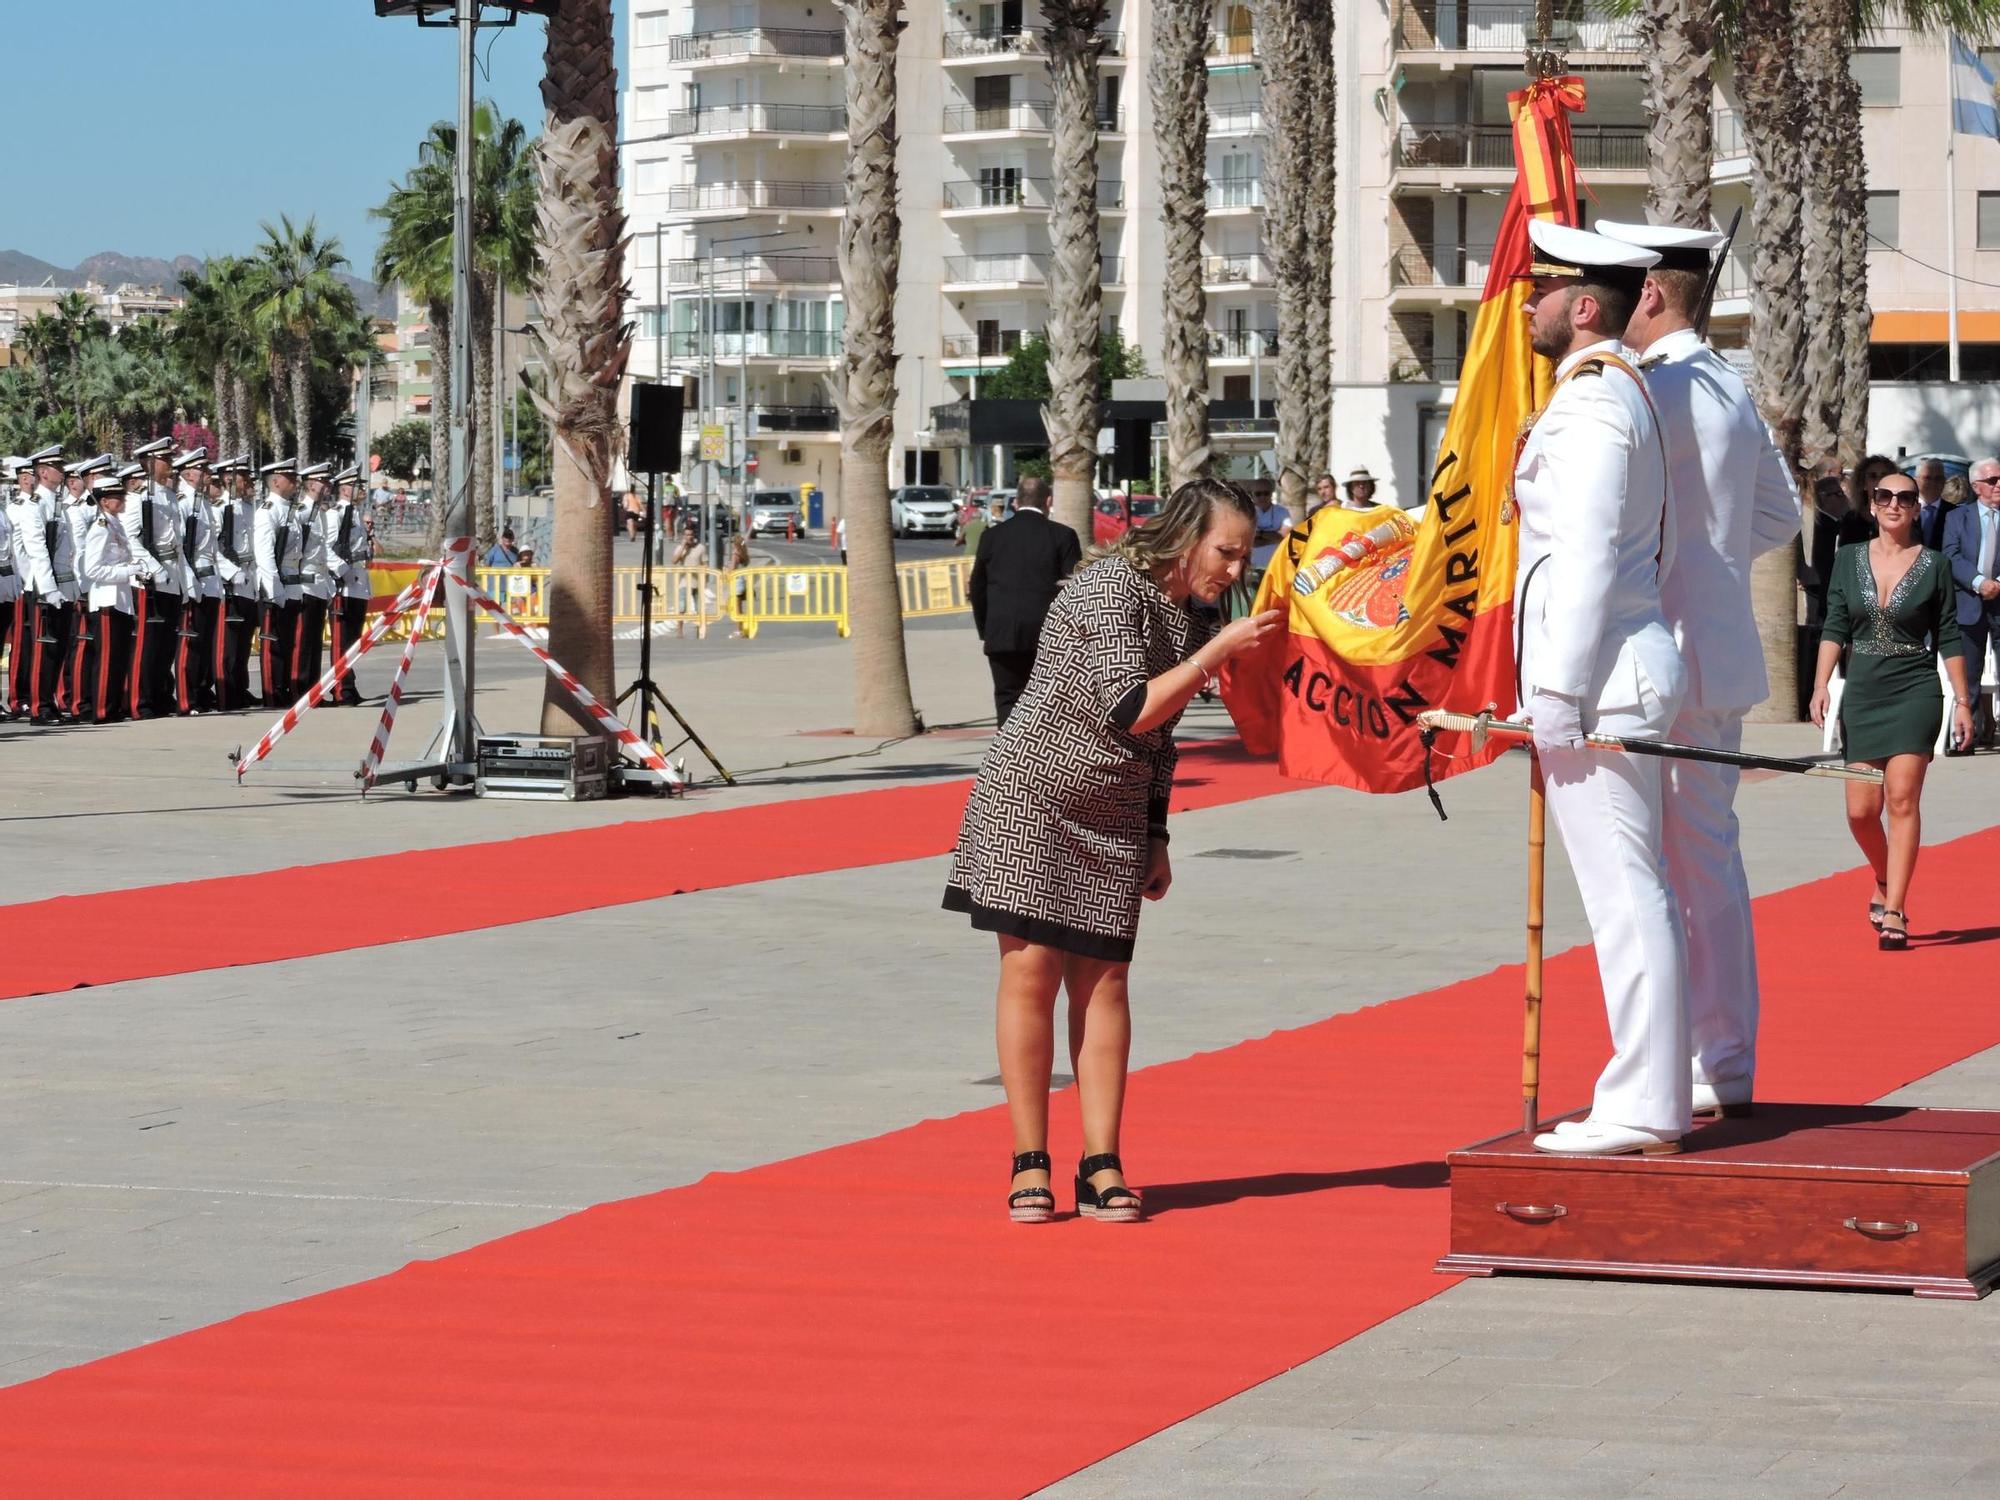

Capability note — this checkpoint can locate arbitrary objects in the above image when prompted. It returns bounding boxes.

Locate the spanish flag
[1220,77,1587,793]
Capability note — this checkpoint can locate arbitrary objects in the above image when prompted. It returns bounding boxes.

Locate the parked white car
[890,484,958,537]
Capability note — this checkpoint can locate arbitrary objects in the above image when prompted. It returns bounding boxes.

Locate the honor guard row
[2,448,375,725]
[1511,217,1801,1158]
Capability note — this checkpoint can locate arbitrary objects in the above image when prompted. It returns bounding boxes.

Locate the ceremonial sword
[1415,708,1884,784]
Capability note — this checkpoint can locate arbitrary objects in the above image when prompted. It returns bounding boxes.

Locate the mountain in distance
[1,248,394,320]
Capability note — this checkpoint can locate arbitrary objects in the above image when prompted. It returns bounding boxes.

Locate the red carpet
[2,828,1998,1496]
[0,738,1301,1004]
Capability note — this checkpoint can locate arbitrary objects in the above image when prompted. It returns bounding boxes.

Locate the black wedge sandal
[1878,910,1909,951]
[1075,1153,1143,1224]
[1868,900,1886,931]
[1008,1150,1054,1224]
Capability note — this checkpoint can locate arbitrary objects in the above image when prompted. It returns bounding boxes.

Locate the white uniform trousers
[1541,681,1692,1136]
[1662,705,1758,1092]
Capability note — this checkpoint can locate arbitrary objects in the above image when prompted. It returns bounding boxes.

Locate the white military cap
[66,452,115,477]
[28,443,66,468]
[1594,219,1726,273]
[117,461,146,482]
[298,461,332,481]
[260,456,299,478]
[219,453,253,474]
[131,436,174,460]
[333,465,360,484]
[2,455,26,477]
[91,474,126,496]
[1527,220,1660,287]
[171,446,210,471]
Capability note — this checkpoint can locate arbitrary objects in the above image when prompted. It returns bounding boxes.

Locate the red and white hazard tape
[233,546,459,781]
[452,575,673,774]
[357,561,446,790]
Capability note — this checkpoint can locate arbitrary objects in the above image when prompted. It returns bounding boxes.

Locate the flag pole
[1949,36,1962,382]
[1523,762,1546,1136]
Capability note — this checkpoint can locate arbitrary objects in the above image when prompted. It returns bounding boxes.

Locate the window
[1851,48,1899,106]
[634,86,672,121]
[1866,191,1899,250]
[633,13,674,46]
[1982,192,2000,249]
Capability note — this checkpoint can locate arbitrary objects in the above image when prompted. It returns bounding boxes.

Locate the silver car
[891,484,958,538]
[747,488,803,536]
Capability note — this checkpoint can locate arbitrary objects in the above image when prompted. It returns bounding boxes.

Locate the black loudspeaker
[629,382,685,475]
[1113,417,1152,483]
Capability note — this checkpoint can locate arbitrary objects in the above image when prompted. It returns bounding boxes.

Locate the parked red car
[1092,492,1162,546]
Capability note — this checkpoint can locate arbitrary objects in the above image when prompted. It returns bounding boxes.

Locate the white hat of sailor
[1526,219,1660,290]
[28,443,66,469]
[260,456,299,478]
[171,446,210,471]
[132,435,174,461]
[1594,218,1726,274]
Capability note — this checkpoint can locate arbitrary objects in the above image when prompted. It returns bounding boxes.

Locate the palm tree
[1040,0,1110,541]
[1303,3,1336,477]
[1253,0,1319,511]
[174,259,244,453]
[1640,0,1718,223]
[833,0,919,738]
[248,215,352,463]
[374,154,454,540]
[1150,0,1212,490]
[531,0,630,726]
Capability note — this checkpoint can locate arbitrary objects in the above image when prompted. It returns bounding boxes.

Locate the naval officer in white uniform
[1600,219,1802,1122]
[1514,220,1691,1157]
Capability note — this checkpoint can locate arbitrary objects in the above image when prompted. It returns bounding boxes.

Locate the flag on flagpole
[1218,76,1587,794]
[1950,33,2000,140]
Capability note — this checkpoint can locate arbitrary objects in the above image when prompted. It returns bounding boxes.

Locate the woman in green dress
[1809,472,1976,950]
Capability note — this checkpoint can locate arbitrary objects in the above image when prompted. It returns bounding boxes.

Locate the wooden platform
[1436,1104,2000,1299]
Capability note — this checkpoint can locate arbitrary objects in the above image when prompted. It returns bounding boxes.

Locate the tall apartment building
[623,3,2000,515]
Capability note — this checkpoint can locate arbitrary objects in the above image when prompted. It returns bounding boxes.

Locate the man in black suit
[967,474,1081,726]
[1915,458,1955,550]
[1943,457,2000,750]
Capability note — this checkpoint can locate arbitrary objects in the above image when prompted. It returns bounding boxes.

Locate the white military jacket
[125,482,185,597]
[21,484,79,601]
[299,501,338,602]
[63,489,95,594]
[5,492,33,595]
[83,509,141,614]
[215,495,258,600]
[1639,328,1802,712]
[326,498,373,600]
[178,481,221,601]
[253,493,308,604]
[1512,339,1686,715]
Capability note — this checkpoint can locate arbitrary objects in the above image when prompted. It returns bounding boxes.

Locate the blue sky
[0,0,622,279]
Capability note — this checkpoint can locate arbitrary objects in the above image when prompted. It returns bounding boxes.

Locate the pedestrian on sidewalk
[967,475,1081,727]
[943,477,1282,1226]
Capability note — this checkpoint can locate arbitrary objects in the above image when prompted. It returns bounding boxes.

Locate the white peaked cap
[1527,219,1661,278]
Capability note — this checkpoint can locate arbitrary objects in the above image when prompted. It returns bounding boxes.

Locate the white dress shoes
[1691,1078,1753,1119]
[1532,1121,1682,1156]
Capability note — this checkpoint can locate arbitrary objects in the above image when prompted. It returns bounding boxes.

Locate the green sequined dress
[1820,543,1961,762]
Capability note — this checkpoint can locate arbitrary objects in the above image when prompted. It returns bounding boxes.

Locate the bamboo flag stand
[1523,761,1546,1135]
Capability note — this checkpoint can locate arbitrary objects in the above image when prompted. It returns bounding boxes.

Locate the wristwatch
[1955,696,1975,707]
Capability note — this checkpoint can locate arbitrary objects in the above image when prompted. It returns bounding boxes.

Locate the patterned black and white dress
[943,556,1211,961]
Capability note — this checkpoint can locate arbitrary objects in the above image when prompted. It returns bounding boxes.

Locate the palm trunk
[533,0,629,729]
[470,273,498,554]
[1040,1,1109,541]
[1150,0,1212,490]
[1255,0,1317,512]
[290,346,313,465]
[1832,61,1871,469]
[213,359,231,456]
[426,301,453,555]
[1302,3,1336,477]
[834,0,918,738]
[231,373,253,465]
[1640,0,1715,224]
[1794,0,1845,475]
[1738,0,1808,723]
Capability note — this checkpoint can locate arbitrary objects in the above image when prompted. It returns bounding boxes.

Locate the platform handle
[1843,1217,1919,1239]
[1496,1201,1567,1223]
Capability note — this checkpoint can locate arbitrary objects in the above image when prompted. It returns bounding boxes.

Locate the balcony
[664,180,845,215]
[667,28,844,64]
[1209,102,1266,138]
[1206,178,1263,212]
[939,177,1127,212]
[667,255,839,287]
[1389,354,1464,383]
[666,329,842,360]
[941,28,1124,63]
[1393,121,1646,174]
[1389,241,1498,290]
[941,101,1124,137]
[665,103,846,139]
[749,404,838,435]
[940,254,1125,288]
[1208,28,1259,64]
[942,332,1026,363]
[1201,253,1271,288]
[1390,3,1639,57]
[1208,328,1279,359]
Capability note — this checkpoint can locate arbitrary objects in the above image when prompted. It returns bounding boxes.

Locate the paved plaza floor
[2,615,1997,1495]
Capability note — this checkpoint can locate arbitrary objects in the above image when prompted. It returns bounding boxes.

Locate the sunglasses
[1871,488,1918,505]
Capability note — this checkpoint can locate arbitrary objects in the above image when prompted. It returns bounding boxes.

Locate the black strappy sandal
[1008,1150,1054,1224]
[1878,911,1909,951]
[1868,899,1886,931]
[1075,1152,1143,1223]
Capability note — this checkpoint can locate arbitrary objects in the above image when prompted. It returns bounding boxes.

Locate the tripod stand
[617,470,733,786]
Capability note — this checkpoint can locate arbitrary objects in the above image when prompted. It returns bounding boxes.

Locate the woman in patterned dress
[1809,470,1975,950]
[944,479,1283,1223]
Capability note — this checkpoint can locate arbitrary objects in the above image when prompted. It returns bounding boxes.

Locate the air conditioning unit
[783,447,804,465]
